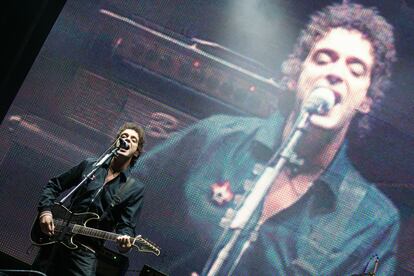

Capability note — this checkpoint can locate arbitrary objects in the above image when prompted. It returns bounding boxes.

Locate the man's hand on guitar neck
[116,235,133,253]
[39,211,55,236]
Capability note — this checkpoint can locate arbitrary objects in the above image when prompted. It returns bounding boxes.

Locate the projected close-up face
[0,1,413,276]
[296,27,374,130]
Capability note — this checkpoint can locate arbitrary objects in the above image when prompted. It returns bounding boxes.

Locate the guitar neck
[71,224,121,242]
[50,216,160,256]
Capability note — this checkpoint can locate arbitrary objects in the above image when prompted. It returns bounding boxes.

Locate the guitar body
[31,204,100,250]
[31,203,161,256]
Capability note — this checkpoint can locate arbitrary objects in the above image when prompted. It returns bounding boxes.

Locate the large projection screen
[0,0,413,275]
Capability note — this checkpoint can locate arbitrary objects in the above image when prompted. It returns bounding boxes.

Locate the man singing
[136,3,399,275]
[33,123,145,275]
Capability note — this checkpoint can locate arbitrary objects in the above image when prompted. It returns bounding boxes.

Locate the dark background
[0,0,413,274]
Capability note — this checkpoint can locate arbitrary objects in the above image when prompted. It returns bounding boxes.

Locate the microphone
[302,87,336,114]
[268,87,335,167]
[94,138,129,167]
[116,138,130,150]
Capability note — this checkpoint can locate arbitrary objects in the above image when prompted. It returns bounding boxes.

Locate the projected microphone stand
[202,88,335,276]
[352,255,380,276]
[202,110,311,276]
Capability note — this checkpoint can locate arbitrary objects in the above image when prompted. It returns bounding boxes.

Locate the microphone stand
[372,256,379,275]
[202,88,335,275]
[352,255,379,276]
[56,142,121,236]
[203,110,311,276]
[59,143,119,205]
[39,141,120,273]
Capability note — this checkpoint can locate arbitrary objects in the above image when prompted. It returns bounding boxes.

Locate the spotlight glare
[193,60,201,68]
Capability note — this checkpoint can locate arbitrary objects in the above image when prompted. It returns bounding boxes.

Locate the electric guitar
[30,203,160,256]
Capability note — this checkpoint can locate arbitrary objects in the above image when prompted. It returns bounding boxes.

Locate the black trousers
[32,243,97,276]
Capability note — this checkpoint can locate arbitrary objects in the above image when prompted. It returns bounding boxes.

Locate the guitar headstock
[132,235,161,256]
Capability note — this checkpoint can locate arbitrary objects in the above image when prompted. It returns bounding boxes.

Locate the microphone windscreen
[302,87,335,114]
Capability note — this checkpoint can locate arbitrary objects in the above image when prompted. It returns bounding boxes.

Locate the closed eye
[347,58,368,77]
[312,49,338,65]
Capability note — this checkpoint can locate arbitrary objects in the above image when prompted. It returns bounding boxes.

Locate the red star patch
[210,180,234,205]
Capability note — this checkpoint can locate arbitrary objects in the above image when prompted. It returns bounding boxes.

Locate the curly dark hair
[114,122,145,168]
[280,3,396,139]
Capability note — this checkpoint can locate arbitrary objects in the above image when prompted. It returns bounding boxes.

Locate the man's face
[117,129,140,158]
[295,27,374,130]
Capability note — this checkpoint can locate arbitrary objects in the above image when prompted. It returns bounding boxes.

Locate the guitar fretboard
[54,219,120,241]
[72,224,120,241]
[53,219,160,255]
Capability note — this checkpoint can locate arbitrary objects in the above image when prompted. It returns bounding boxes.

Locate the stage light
[114,37,123,47]
[193,60,201,68]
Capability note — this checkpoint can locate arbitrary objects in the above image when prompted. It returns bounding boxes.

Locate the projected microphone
[267,87,336,166]
[116,138,130,150]
[286,86,336,137]
[287,87,336,136]
[230,88,335,228]
[302,87,336,114]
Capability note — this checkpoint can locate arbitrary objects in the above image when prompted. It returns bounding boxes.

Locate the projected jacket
[38,158,144,240]
[136,112,400,275]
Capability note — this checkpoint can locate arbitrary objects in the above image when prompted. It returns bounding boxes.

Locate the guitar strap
[111,177,136,207]
[100,177,135,220]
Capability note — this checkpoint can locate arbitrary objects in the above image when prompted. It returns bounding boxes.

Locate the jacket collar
[253,112,286,152]
[101,160,130,182]
[251,113,359,210]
